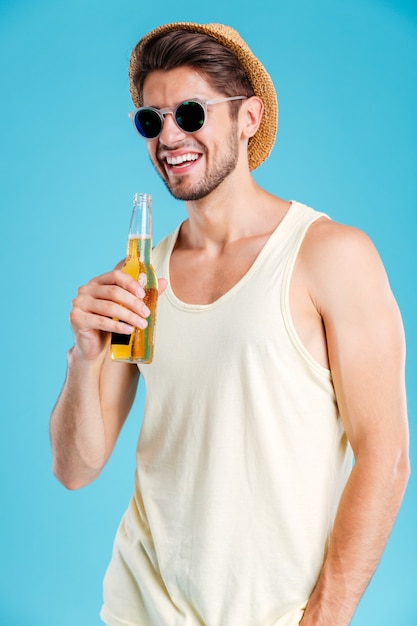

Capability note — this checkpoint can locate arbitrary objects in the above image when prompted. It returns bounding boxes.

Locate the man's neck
[181,176,289,250]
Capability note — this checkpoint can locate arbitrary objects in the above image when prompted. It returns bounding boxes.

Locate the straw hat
[128,22,278,170]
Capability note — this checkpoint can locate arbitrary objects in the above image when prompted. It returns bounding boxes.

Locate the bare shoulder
[301,217,381,267]
[298,217,395,318]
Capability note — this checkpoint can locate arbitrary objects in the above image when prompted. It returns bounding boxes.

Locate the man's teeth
[166,153,199,166]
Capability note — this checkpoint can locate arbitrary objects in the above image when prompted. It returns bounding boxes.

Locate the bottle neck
[128,193,152,240]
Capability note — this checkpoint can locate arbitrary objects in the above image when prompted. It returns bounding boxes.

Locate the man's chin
[152,166,197,201]
[164,182,210,202]
[160,171,210,201]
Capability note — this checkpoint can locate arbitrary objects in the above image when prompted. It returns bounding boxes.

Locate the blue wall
[0,0,415,624]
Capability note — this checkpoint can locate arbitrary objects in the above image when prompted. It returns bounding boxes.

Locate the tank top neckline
[162,201,297,311]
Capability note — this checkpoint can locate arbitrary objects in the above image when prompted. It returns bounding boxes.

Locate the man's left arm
[300,222,410,626]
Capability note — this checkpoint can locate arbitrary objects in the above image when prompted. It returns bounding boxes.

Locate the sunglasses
[128,96,247,140]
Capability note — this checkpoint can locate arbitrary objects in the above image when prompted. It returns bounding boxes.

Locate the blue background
[0,0,416,624]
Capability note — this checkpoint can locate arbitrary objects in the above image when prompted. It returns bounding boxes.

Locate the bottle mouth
[133,192,152,205]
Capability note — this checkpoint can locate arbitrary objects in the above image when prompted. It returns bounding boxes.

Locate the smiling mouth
[165,152,201,167]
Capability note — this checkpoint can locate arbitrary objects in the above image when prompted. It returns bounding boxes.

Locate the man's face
[141,67,240,201]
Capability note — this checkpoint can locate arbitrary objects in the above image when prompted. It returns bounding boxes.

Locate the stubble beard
[152,125,240,201]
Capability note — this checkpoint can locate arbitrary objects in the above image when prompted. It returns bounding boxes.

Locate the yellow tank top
[101,201,353,626]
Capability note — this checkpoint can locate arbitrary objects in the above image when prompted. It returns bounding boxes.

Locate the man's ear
[240,96,264,140]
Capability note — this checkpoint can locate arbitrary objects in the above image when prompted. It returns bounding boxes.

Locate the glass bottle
[110,193,158,364]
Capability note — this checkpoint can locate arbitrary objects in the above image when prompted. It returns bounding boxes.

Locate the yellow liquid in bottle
[110,236,158,364]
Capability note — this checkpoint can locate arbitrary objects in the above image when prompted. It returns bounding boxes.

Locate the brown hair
[130,30,255,116]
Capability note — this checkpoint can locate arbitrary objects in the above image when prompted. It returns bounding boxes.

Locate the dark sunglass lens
[176,101,205,133]
[135,109,161,138]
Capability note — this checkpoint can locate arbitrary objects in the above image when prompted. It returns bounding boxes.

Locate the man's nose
[158,112,186,144]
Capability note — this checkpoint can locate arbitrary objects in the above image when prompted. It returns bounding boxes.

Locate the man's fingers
[90,269,146,299]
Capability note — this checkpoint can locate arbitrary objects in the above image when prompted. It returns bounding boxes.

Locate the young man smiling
[50,22,409,626]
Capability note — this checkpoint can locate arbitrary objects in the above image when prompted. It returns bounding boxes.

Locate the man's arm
[299,221,410,625]
[50,268,166,490]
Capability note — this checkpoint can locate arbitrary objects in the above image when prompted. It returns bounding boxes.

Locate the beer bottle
[110,193,158,364]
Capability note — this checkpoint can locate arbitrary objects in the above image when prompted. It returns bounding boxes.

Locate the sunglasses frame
[128,96,247,139]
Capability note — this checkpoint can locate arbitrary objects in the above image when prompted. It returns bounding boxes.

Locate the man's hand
[69,268,167,360]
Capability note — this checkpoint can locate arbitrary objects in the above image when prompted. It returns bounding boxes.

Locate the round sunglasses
[128,96,247,140]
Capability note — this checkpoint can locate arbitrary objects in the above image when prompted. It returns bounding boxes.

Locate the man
[50,22,409,626]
